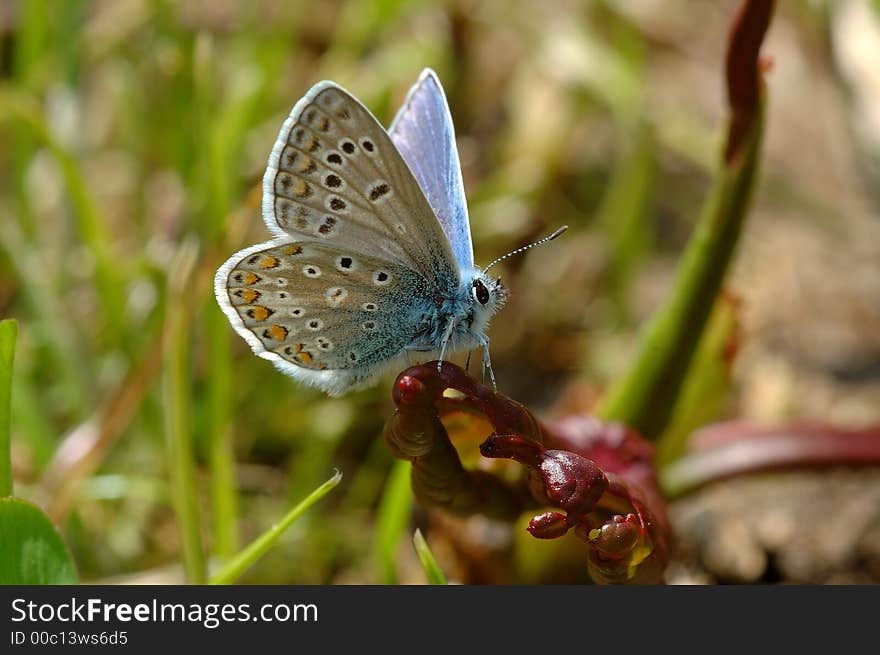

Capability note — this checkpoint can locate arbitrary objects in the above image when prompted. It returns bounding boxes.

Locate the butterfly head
[467,225,567,326]
[468,272,507,326]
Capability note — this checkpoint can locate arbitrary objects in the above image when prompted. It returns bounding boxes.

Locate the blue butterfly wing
[389,69,474,272]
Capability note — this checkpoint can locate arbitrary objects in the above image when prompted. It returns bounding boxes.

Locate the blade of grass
[207,323,238,560]
[374,459,413,584]
[412,529,447,585]
[209,470,342,585]
[163,237,206,583]
[0,319,18,497]
[11,372,57,473]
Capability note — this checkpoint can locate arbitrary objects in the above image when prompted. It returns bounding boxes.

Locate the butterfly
[215,68,565,397]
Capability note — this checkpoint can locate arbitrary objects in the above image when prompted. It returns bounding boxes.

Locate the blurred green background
[1,0,879,583]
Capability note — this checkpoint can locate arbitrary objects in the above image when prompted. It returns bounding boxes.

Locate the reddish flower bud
[528,512,571,539]
[588,514,642,560]
[536,450,608,517]
[394,374,427,406]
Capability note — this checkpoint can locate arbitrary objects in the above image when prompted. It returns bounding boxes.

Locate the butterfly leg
[436,319,457,373]
[475,334,497,391]
[465,350,473,373]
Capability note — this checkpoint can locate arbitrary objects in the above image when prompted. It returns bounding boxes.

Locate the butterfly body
[215,69,509,396]
[407,268,507,360]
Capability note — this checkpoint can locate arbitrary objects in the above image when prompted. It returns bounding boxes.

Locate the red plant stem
[725,0,775,164]
[661,421,880,498]
[383,363,538,519]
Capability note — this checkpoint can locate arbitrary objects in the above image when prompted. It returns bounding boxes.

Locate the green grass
[374,460,414,584]
[210,470,342,585]
[413,529,448,585]
[0,320,18,497]
[163,239,206,583]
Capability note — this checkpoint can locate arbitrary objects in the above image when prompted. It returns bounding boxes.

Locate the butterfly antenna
[483,225,569,273]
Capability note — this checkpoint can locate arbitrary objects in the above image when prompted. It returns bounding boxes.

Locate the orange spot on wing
[240,289,260,304]
[248,306,272,321]
[296,350,313,365]
[266,325,289,341]
[259,256,279,269]
[233,271,262,285]
[283,245,303,256]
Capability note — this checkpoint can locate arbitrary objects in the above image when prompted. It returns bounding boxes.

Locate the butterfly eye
[472,279,490,305]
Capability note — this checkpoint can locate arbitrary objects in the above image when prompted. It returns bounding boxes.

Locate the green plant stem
[655,295,739,465]
[0,320,18,497]
[210,470,342,585]
[374,459,413,584]
[595,100,765,440]
[207,311,238,560]
[163,240,206,584]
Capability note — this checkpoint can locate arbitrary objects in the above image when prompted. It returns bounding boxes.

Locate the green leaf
[373,459,413,584]
[412,529,447,585]
[0,497,77,584]
[210,470,342,585]
[0,319,17,497]
[656,295,739,465]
